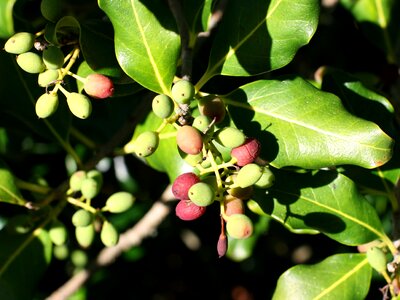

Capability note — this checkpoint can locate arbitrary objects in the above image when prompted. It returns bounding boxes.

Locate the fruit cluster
[3,7,114,120]
[124,79,275,257]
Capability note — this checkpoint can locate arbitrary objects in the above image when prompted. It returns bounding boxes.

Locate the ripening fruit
[134,131,159,157]
[81,177,101,199]
[188,182,215,207]
[152,94,174,119]
[175,199,206,221]
[4,32,35,54]
[235,163,263,188]
[66,92,92,119]
[176,125,203,155]
[43,46,64,69]
[254,166,275,189]
[16,52,46,74]
[49,219,68,246]
[366,246,387,273]
[223,196,245,217]
[69,170,87,192]
[231,137,261,166]
[75,223,95,248]
[35,93,59,118]
[100,221,119,247]
[192,115,214,134]
[172,172,201,200]
[84,74,115,99]
[214,127,246,149]
[105,191,135,213]
[40,0,63,22]
[226,214,253,239]
[72,209,93,227]
[171,79,195,104]
[217,232,227,258]
[198,95,226,124]
[38,69,59,87]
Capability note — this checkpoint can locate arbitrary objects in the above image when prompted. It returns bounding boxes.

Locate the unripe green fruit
[152,94,174,119]
[100,221,119,247]
[38,69,59,87]
[254,166,275,189]
[42,46,64,70]
[70,249,88,268]
[192,115,214,134]
[35,93,59,118]
[188,182,215,207]
[176,125,203,155]
[236,163,263,188]
[198,95,226,124]
[81,177,100,199]
[214,127,246,149]
[226,214,253,239]
[366,246,387,273]
[49,219,68,246]
[134,131,159,157]
[72,209,93,227]
[171,79,195,104]
[53,244,69,260]
[105,191,135,213]
[4,32,35,54]
[75,224,95,248]
[16,52,46,74]
[69,170,87,192]
[84,74,114,99]
[179,149,204,167]
[87,169,103,188]
[66,92,92,119]
[40,0,63,22]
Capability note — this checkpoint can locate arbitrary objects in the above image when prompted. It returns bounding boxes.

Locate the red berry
[175,200,206,221]
[230,137,261,166]
[172,172,201,200]
[176,125,203,155]
[84,74,114,99]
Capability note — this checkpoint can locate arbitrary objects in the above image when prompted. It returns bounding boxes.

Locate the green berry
[188,182,215,207]
[152,94,174,119]
[69,170,87,192]
[35,93,59,118]
[192,115,214,134]
[38,69,59,87]
[235,163,263,188]
[43,46,64,70]
[254,166,275,189]
[134,131,159,157]
[53,244,69,260]
[16,52,46,74]
[226,214,253,239]
[72,209,93,227]
[4,32,35,54]
[81,177,101,199]
[366,246,387,273]
[66,92,92,119]
[105,191,135,213]
[100,221,119,247]
[87,169,103,188]
[40,0,63,22]
[49,219,68,246]
[171,80,195,104]
[70,249,88,268]
[75,224,95,248]
[214,127,245,149]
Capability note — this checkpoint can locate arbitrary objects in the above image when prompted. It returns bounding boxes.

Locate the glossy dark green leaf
[250,170,388,246]
[272,253,371,300]
[0,160,25,206]
[0,228,52,300]
[196,0,320,87]
[0,0,16,38]
[224,77,394,169]
[98,0,181,95]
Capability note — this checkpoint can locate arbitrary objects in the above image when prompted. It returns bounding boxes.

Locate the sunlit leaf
[0,0,16,38]
[0,160,25,206]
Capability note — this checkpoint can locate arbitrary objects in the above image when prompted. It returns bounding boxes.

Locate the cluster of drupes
[3,6,114,119]
[124,79,275,257]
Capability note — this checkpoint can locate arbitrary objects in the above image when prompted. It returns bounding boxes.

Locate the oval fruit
[176,125,203,155]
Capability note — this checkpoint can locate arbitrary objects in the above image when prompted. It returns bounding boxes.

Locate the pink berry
[172,172,201,200]
[230,137,261,166]
[175,200,206,221]
[84,74,114,99]
[176,125,203,155]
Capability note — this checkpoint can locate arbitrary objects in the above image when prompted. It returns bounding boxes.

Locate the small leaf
[0,160,25,206]
[272,253,372,300]
[98,0,181,95]
[0,0,16,38]
[224,77,394,169]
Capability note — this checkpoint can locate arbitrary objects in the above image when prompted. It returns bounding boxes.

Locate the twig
[46,185,175,300]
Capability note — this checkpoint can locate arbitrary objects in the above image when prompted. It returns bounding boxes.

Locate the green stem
[15,179,51,194]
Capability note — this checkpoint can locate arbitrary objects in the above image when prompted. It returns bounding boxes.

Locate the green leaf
[182,0,214,37]
[0,0,16,38]
[223,77,394,169]
[98,0,181,95]
[196,0,320,87]
[272,253,372,300]
[0,160,25,206]
[0,228,52,300]
[250,170,388,246]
